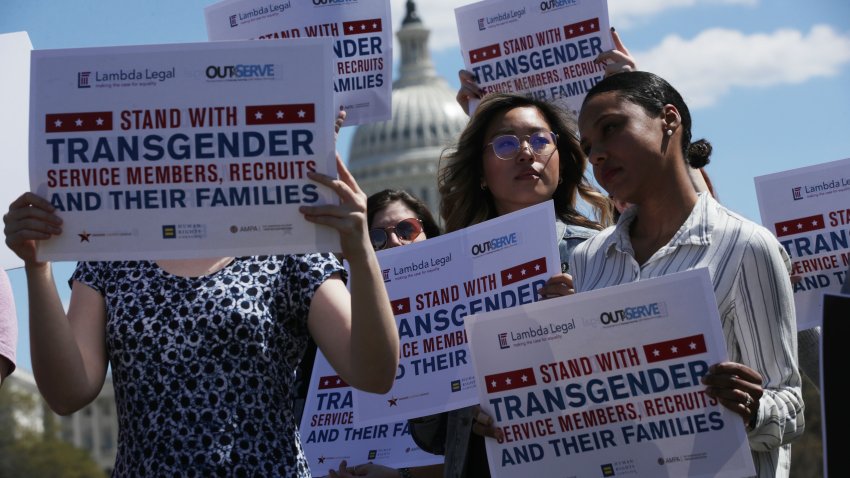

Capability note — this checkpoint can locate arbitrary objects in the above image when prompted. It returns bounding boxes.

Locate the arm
[0,357,10,387]
[302,156,399,394]
[705,230,804,449]
[3,193,108,414]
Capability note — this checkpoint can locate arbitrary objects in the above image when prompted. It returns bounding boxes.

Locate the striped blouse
[569,193,804,478]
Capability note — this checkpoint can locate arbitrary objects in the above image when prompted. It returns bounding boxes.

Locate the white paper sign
[0,31,33,270]
[299,352,443,473]
[466,269,755,477]
[205,0,392,126]
[29,40,339,261]
[353,201,561,425]
[754,157,850,330]
[455,0,612,117]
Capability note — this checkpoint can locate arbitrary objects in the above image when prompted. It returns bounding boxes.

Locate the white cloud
[609,0,758,28]
[638,25,850,108]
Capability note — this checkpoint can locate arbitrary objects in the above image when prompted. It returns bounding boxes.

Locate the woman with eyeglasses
[401,92,612,478]
[327,190,444,478]
[367,189,441,251]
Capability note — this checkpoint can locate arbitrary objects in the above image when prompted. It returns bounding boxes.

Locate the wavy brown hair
[438,93,612,233]
[367,189,441,239]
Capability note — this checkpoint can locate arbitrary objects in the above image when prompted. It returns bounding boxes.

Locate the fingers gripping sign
[300,154,371,258]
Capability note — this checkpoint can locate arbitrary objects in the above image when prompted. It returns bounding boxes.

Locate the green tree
[0,384,107,478]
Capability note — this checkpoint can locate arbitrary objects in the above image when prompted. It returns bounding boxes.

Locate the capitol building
[348,0,468,216]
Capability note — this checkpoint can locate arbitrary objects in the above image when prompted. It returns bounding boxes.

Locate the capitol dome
[348,0,468,216]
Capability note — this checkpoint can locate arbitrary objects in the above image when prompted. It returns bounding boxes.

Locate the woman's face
[578,91,670,205]
[370,200,428,249]
[481,106,560,216]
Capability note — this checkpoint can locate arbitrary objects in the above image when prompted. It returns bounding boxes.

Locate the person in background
[3,116,400,476]
[0,268,17,388]
[329,189,443,478]
[573,70,804,477]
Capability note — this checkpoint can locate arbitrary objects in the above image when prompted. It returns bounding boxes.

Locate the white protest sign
[0,31,32,270]
[205,0,392,126]
[353,201,561,425]
[30,40,338,261]
[466,268,755,477]
[455,0,612,117]
[299,352,443,473]
[754,157,850,330]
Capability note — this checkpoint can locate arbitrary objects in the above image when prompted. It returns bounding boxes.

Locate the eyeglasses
[487,132,558,161]
[369,218,424,250]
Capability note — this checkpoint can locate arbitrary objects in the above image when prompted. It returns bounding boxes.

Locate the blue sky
[2,0,849,373]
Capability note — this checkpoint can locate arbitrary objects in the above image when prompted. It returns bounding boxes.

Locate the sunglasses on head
[487,131,558,161]
[369,218,424,250]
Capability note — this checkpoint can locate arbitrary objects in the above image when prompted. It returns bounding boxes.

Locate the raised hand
[593,28,637,78]
[300,154,370,258]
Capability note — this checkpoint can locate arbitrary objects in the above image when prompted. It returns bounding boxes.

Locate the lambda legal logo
[498,332,510,349]
[229,15,238,27]
[792,187,803,201]
[477,18,486,30]
[77,72,91,88]
[382,268,391,283]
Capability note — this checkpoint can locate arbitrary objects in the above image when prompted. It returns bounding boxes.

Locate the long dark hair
[438,93,611,233]
[367,189,441,239]
[582,71,712,168]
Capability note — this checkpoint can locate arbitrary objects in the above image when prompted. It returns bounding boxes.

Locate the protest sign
[754,157,850,329]
[821,291,850,478]
[0,31,32,270]
[205,0,391,126]
[299,350,443,473]
[465,269,755,477]
[29,40,338,261]
[352,201,561,425]
[455,0,612,116]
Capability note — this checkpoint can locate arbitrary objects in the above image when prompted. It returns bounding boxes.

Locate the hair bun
[687,139,712,168]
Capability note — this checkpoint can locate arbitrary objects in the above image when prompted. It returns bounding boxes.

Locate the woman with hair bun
[572,70,804,477]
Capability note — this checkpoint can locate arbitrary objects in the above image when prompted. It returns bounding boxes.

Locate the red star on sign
[245,104,315,125]
[79,232,91,242]
[390,297,411,315]
[387,397,398,406]
[563,18,600,39]
[501,257,547,286]
[643,334,707,363]
[773,214,825,237]
[318,456,325,464]
[469,43,502,64]
[342,18,382,35]
[317,375,349,390]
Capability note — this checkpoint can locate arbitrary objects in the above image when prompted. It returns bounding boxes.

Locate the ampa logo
[77,72,91,88]
[477,18,486,30]
[498,332,510,349]
[792,187,803,201]
[229,15,238,27]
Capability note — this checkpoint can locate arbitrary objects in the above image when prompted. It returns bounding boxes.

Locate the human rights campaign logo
[792,187,803,201]
[162,225,176,239]
[601,463,615,476]
[229,15,238,27]
[451,380,461,392]
[77,72,91,88]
